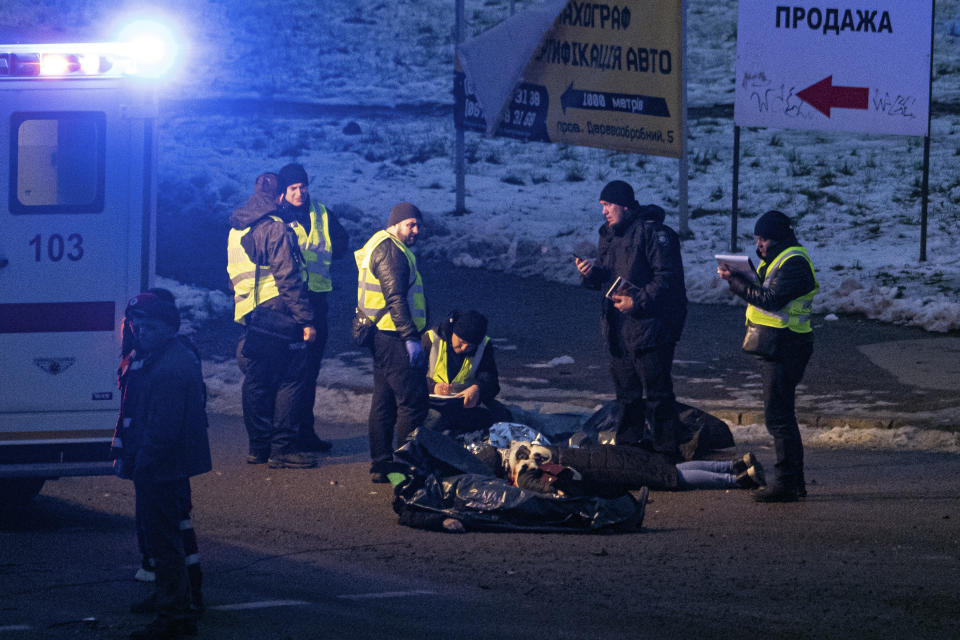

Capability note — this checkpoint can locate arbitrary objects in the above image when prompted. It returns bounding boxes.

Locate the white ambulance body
[0,42,159,503]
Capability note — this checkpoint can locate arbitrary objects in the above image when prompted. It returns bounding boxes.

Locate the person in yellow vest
[227,172,318,470]
[354,203,428,483]
[718,210,818,502]
[421,309,512,434]
[276,163,349,454]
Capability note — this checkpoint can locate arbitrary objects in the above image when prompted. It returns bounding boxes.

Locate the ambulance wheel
[0,479,45,507]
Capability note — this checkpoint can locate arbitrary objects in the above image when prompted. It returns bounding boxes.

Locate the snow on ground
[199,345,960,453]
[12,1,960,449]
[12,0,959,330]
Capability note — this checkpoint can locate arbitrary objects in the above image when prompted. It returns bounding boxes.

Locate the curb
[711,410,960,433]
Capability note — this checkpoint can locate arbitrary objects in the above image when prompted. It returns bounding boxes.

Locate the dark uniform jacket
[728,234,816,351]
[369,238,423,341]
[581,205,687,352]
[229,192,314,329]
[120,337,212,485]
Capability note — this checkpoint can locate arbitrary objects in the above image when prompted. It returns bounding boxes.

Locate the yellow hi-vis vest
[227,215,297,324]
[290,200,333,293]
[745,246,819,333]
[426,329,490,391]
[354,230,426,332]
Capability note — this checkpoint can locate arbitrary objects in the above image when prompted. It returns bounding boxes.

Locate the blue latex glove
[405,339,423,366]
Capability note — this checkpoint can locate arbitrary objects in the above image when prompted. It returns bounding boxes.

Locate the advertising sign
[456,0,684,158]
[734,1,932,136]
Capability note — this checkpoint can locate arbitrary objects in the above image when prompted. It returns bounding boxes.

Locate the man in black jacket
[718,210,818,502]
[228,173,317,469]
[118,292,212,639]
[354,203,429,482]
[576,180,692,458]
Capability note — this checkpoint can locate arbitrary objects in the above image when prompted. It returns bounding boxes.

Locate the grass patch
[564,164,586,182]
[531,173,550,184]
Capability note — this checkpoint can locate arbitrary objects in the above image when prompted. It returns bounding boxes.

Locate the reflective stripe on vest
[290,200,333,293]
[227,215,284,324]
[745,246,819,333]
[426,330,490,388]
[354,230,426,332]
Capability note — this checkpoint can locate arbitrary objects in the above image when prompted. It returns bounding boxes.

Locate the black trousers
[239,336,309,456]
[609,341,689,458]
[757,340,813,488]
[297,292,329,441]
[368,332,428,470]
[135,478,191,623]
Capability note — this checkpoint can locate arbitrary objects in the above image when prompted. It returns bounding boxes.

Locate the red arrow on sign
[797,75,869,118]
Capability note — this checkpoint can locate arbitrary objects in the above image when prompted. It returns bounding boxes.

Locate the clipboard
[715,254,758,282]
[429,393,461,400]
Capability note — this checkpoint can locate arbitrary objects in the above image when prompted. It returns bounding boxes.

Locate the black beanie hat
[387,202,423,227]
[753,210,793,241]
[449,309,488,345]
[599,180,638,209]
[277,163,309,192]
[125,292,180,331]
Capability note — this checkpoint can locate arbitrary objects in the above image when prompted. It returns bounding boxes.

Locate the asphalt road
[2,415,959,639]
[312,259,960,427]
[3,260,959,639]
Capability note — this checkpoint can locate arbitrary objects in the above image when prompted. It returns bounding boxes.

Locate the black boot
[754,482,799,503]
[732,452,758,475]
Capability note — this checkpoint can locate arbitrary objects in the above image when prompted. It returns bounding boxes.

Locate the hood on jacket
[635,204,666,223]
[230,191,280,230]
[603,204,666,236]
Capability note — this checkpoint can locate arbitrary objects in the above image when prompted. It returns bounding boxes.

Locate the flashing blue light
[115,18,180,78]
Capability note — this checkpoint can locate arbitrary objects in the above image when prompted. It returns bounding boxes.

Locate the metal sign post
[454,0,466,215]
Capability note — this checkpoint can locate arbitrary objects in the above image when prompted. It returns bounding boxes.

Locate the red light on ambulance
[40,53,79,76]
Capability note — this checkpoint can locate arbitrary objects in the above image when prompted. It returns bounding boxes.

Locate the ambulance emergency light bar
[0,19,180,79]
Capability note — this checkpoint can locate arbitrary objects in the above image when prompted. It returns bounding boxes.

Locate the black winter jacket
[581,205,687,351]
[369,237,424,340]
[549,445,679,490]
[728,236,816,350]
[230,192,314,327]
[120,337,212,485]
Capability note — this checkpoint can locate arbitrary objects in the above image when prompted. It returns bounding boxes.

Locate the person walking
[276,163,349,454]
[227,172,317,469]
[114,292,212,639]
[576,180,692,458]
[717,210,818,502]
[354,203,428,482]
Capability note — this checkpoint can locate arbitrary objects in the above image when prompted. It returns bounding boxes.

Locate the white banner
[734,1,932,136]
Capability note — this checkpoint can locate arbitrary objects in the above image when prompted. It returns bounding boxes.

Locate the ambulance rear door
[0,75,156,474]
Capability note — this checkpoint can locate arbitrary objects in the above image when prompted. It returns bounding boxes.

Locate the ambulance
[0,26,177,504]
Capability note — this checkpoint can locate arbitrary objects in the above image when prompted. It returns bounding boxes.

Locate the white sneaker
[134,567,155,582]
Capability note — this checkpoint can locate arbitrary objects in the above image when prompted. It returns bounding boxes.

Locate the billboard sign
[734,1,933,136]
[456,0,684,158]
